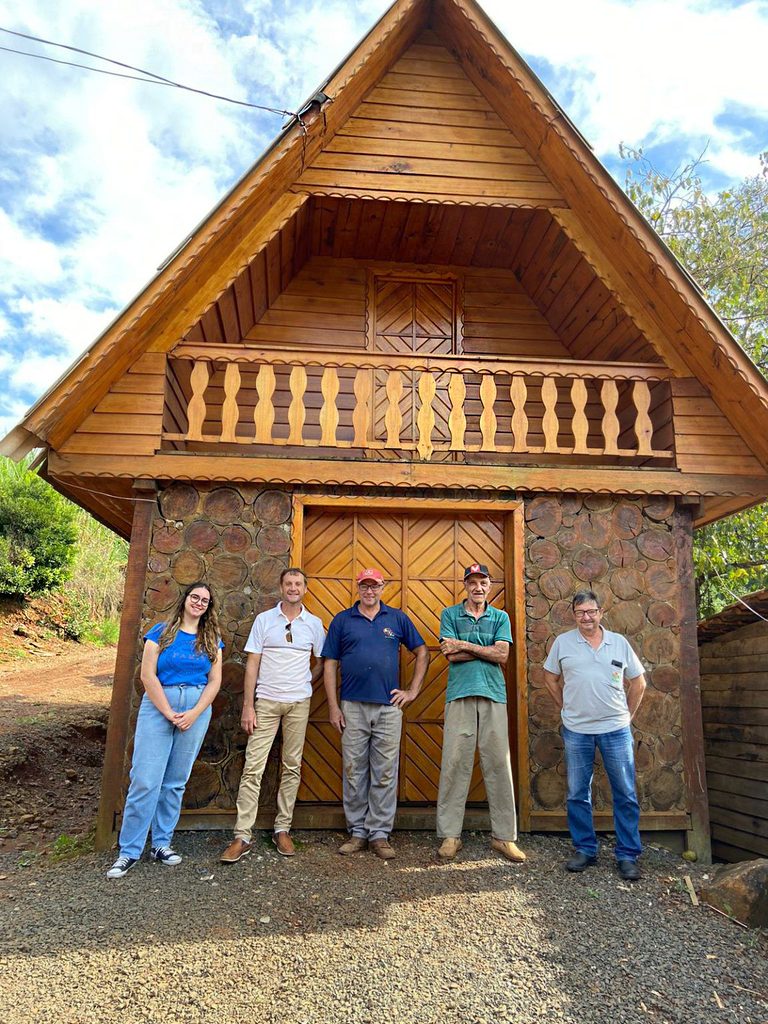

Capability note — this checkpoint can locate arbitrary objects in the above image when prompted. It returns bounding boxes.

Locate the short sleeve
[623,640,645,679]
[400,612,425,651]
[543,635,562,675]
[312,617,326,657]
[321,615,343,660]
[144,622,165,644]
[218,639,225,650]
[244,614,266,655]
[439,607,457,641]
[493,610,513,644]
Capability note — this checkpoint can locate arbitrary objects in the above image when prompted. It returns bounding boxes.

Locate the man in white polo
[543,588,646,881]
[220,567,325,862]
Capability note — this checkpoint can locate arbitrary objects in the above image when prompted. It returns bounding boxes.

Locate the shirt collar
[351,601,388,618]
[576,627,610,645]
[276,601,306,620]
[459,599,490,619]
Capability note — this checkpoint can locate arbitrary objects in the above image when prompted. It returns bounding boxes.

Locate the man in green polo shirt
[435,563,525,864]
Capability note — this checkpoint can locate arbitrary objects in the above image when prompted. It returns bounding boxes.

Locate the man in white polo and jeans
[220,567,325,862]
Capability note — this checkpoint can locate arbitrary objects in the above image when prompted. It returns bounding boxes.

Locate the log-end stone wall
[524,494,687,820]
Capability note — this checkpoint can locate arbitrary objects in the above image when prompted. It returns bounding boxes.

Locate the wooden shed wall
[700,618,768,861]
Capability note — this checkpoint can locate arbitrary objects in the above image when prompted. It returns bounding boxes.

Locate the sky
[1,0,767,440]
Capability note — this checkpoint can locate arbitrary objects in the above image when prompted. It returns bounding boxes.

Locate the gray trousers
[436,696,518,842]
[341,700,403,841]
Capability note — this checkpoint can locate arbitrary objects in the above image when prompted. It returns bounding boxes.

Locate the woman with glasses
[107,581,224,878]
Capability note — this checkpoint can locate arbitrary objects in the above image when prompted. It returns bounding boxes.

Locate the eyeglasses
[285,623,293,643]
[358,583,383,591]
[574,609,600,618]
[188,595,210,607]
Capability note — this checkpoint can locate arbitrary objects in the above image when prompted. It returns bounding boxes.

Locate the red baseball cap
[356,568,384,584]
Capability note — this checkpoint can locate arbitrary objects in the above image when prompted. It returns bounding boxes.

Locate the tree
[0,457,78,597]
[622,147,768,616]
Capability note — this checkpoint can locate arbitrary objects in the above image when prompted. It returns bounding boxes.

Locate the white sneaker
[106,856,138,879]
[151,846,182,866]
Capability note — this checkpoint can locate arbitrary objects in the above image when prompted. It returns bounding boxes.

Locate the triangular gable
[3,0,768,489]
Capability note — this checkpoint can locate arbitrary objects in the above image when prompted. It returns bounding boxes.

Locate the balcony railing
[163,346,674,464]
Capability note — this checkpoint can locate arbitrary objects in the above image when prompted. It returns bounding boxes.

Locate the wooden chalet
[699,591,768,862]
[4,0,768,858]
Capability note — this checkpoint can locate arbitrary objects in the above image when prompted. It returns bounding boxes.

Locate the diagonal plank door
[298,506,513,808]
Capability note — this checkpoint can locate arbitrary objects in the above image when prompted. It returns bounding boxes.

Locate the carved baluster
[541,377,560,452]
[480,374,498,451]
[352,370,372,449]
[287,365,307,446]
[448,373,466,451]
[571,378,589,454]
[186,360,209,442]
[253,363,276,444]
[416,371,436,460]
[633,380,654,456]
[600,380,620,455]
[510,376,529,452]
[220,363,241,443]
[320,367,340,447]
[384,370,403,448]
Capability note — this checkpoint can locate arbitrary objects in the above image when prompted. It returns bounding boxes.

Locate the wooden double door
[295,503,518,808]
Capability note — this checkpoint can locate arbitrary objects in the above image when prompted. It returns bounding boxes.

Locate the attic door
[370,274,457,458]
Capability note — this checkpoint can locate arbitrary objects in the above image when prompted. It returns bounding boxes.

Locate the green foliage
[0,457,78,598]
[51,828,95,860]
[622,148,768,616]
[70,509,127,621]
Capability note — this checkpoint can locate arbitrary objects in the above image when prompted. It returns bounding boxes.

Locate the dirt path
[0,646,115,854]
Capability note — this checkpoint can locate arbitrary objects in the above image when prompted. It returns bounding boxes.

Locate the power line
[0,26,298,118]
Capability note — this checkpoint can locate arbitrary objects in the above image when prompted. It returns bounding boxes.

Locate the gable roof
[4,0,768,487]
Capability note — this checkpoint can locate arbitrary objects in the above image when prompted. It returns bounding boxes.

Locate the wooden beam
[673,502,712,864]
[95,482,157,851]
[48,451,768,500]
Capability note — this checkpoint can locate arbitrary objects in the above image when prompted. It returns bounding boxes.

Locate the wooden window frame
[365,268,464,353]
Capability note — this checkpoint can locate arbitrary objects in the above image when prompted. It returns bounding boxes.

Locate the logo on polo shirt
[382,627,397,640]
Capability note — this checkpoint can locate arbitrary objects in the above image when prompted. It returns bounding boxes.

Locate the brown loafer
[490,838,526,863]
[369,838,396,860]
[272,832,296,857]
[338,836,368,855]
[220,838,251,863]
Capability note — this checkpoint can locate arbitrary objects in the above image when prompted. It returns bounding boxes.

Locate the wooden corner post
[95,482,157,851]
[673,502,712,865]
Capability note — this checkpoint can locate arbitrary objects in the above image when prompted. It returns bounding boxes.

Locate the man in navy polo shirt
[322,568,429,860]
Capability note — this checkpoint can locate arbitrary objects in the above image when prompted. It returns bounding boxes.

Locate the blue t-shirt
[321,603,425,704]
[144,622,224,687]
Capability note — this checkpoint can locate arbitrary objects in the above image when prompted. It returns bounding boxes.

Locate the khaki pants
[234,696,311,839]
[436,696,518,841]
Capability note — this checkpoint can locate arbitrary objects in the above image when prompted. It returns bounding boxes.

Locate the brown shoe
[438,837,462,860]
[220,838,251,863]
[369,838,396,860]
[491,838,526,863]
[272,832,295,857]
[338,836,368,855]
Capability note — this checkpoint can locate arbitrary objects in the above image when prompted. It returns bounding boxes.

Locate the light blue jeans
[118,687,211,859]
[562,724,642,862]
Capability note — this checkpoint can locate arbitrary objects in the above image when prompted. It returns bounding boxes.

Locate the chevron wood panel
[300,507,509,806]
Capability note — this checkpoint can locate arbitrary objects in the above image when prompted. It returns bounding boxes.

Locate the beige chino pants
[234,696,311,839]
[436,696,518,842]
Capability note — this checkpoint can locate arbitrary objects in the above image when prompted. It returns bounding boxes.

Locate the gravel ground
[1,831,766,1024]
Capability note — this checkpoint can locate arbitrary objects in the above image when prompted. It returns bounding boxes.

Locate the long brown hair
[157,581,222,662]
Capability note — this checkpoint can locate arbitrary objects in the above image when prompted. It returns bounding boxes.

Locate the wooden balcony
[162,346,675,467]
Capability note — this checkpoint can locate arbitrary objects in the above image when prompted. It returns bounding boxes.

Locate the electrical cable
[0,26,297,117]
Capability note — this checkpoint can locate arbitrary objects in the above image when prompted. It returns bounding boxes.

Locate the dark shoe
[150,845,182,866]
[106,856,138,879]
[338,836,368,855]
[618,859,640,881]
[272,832,295,857]
[369,838,396,860]
[565,851,597,872]
[220,838,251,864]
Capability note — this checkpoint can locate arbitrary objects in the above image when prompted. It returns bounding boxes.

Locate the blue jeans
[562,724,642,862]
[118,688,211,859]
